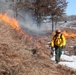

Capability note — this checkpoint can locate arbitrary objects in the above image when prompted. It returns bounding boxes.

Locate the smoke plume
[0,0,52,36]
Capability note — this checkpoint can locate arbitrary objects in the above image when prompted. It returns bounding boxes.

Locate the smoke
[17,9,52,35]
[0,0,52,36]
[18,10,41,33]
[0,0,15,17]
[0,0,7,13]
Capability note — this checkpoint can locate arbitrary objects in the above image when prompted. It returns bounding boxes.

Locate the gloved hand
[48,42,51,47]
[51,47,53,50]
[51,47,54,56]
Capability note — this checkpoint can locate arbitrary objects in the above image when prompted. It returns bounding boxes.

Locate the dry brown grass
[0,19,76,75]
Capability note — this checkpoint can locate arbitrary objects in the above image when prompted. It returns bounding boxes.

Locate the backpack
[53,34,63,46]
[54,34,62,40]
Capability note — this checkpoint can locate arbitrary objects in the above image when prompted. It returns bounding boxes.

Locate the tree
[11,0,67,31]
[33,0,67,31]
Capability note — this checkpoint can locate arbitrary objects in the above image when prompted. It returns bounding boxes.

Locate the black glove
[51,47,54,56]
[51,47,53,50]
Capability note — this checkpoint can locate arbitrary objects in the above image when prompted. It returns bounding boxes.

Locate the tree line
[6,0,68,31]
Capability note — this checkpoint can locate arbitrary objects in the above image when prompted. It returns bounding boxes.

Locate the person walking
[51,29,66,63]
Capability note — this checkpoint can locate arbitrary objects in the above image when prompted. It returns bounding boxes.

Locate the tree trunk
[55,18,58,30]
[37,16,41,28]
[51,16,54,32]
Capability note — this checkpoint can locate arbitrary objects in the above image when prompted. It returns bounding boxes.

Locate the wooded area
[6,0,67,31]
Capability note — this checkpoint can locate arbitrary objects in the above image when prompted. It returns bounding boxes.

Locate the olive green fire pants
[55,46,62,62]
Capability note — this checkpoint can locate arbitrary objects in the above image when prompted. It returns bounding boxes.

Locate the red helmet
[56,29,61,33]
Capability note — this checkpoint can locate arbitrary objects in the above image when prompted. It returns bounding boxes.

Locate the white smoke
[17,9,52,35]
[0,0,7,13]
[0,0,52,35]
[0,0,15,17]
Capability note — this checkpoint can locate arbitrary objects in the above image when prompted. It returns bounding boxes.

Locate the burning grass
[0,13,76,75]
[0,13,20,30]
[62,30,76,38]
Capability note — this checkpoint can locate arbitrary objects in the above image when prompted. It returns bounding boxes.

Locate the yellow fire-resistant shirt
[51,34,66,47]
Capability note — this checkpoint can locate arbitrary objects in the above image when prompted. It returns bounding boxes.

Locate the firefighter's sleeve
[62,35,66,46]
[51,38,55,47]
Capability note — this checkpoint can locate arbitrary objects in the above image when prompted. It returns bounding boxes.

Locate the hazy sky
[66,0,76,15]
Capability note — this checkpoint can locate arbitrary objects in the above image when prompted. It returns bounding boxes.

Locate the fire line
[0,13,20,30]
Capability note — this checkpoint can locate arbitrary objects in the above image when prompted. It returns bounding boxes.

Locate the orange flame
[0,13,20,30]
[0,13,34,41]
[62,31,76,38]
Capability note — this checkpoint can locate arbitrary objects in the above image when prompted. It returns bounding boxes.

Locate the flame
[62,31,76,38]
[62,31,69,38]
[0,13,34,41]
[1,13,76,39]
[0,13,20,30]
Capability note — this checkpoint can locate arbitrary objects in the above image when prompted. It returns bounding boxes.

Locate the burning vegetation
[0,13,76,75]
[62,30,76,38]
[1,13,76,39]
[0,0,76,75]
[0,13,20,30]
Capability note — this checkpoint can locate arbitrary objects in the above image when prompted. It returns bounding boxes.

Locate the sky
[66,0,76,15]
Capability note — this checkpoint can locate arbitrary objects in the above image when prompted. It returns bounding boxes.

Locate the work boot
[55,60,59,64]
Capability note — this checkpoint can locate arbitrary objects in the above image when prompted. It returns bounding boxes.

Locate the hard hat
[56,29,61,33]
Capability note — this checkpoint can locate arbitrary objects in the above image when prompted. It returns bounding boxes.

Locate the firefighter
[51,29,66,63]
